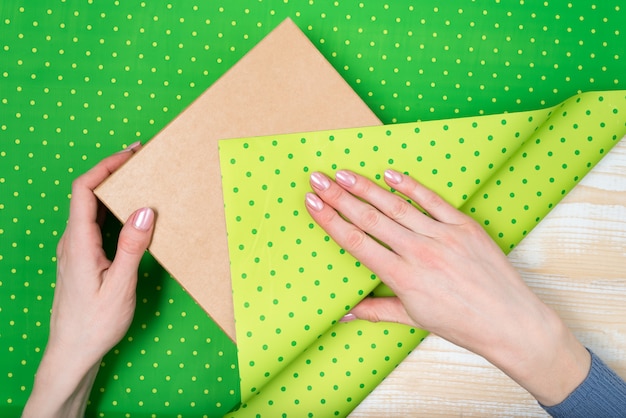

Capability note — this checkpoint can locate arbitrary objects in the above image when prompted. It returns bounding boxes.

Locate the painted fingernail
[133,207,154,231]
[117,141,142,153]
[335,170,356,187]
[305,193,324,212]
[340,313,357,323]
[310,172,331,191]
[384,169,403,185]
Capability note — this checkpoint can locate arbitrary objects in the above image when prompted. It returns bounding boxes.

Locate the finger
[309,171,421,252]
[384,169,467,225]
[105,207,155,291]
[68,142,142,229]
[305,192,402,279]
[331,169,441,237]
[340,297,420,328]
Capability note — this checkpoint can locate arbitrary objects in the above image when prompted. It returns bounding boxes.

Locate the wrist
[487,305,591,406]
[23,345,102,418]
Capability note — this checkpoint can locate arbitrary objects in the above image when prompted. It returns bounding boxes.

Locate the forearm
[22,348,101,418]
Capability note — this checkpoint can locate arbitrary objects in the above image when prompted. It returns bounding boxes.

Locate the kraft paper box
[94,18,381,341]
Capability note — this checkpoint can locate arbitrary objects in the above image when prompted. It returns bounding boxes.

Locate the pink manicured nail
[305,193,324,212]
[133,207,154,231]
[340,313,357,322]
[310,172,331,191]
[335,170,356,187]
[384,169,403,185]
[117,141,142,153]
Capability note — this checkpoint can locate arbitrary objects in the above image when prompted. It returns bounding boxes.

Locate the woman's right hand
[305,168,590,407]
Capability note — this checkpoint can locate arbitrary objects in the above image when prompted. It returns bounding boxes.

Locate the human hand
[23,143,155,418]
[305,169,590,406]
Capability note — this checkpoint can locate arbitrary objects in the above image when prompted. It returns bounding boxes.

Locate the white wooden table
[351,138,626,417]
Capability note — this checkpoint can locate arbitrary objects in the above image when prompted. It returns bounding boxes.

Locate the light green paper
[219,90,625,416]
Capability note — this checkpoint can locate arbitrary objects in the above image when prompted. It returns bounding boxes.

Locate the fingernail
[310,172,331,191]
[384,169,403,185]
[117,141,142,153]
[335,170,356,187]
[305,193,324,212]
[133,207,154,231]
[340,313,357,323]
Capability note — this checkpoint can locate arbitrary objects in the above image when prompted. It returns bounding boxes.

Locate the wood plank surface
[351,137,626,417]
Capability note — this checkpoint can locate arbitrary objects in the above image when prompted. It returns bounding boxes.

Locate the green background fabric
[1,0,624,417]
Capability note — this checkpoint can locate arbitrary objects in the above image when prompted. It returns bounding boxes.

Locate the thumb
[341,297,420,328]
[107,207,155,284]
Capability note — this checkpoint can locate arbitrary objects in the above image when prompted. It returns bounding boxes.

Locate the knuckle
[70,177,86,194]
[421,190,444,212]
[117,232,147,255]
[359,208,381,230]
[357,179,373,195]
[462,217,486,237]
[388,197,411,221]
[345,228,367,250]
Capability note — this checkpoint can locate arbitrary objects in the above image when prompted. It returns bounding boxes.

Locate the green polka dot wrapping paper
[219,90,626,416]
[1,1,625,417]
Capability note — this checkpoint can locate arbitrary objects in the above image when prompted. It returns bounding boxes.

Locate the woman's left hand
[23,144,156,418]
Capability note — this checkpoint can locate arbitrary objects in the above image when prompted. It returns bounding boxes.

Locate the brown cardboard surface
[94,18,381,342]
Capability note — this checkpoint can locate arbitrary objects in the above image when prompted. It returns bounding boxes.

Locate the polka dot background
[219,90,626,416]
[0,0,624,416]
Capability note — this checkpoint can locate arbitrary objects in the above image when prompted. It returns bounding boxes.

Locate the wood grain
[351,137,626,417]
